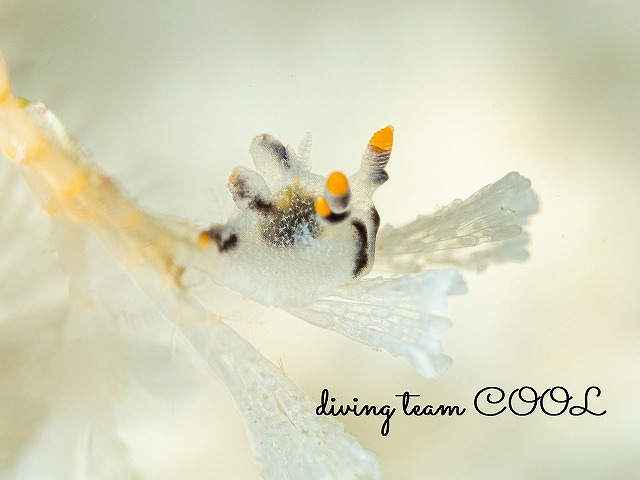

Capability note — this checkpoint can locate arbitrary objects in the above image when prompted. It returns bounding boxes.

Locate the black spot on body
[351,220,369,278]
[248,197,275,214]
[367,150,390,185]
[204,226,239,253]
[228,172,275,214]
[231,176,249,198]
[371,170,389,185]
[221,233,238,251]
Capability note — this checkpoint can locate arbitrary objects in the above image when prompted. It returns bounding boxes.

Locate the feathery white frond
[375,172,539,272]
[289,269,467,378]
[188,320,381,480]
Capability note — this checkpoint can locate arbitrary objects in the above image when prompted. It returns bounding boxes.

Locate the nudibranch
[197,126,394,307]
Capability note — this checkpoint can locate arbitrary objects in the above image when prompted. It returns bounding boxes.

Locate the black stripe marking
[370,206,380,234]
[270,142,290,169]
[322,210,350,224]
[351,219,369,278]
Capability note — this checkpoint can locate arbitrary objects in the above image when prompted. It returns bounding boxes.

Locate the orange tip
[228,168,241,183]
[315,197,331,218]
[198,231,212,247]
[369,125,394,151]
[326,171,349,196]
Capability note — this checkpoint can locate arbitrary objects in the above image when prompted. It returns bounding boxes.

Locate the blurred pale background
[1,1,639,479]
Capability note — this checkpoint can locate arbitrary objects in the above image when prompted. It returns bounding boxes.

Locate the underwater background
[1,1,638,478]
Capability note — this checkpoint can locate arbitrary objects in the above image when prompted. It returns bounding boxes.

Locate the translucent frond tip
[289,268,467,378]
[201,321,381,479]
[375,171,538,272]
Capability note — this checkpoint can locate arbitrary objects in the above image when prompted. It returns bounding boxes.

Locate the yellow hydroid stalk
[0,52,43,162]
[0,52,9,103]
[0,54,202,284]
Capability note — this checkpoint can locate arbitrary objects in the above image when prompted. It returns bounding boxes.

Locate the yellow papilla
[198,231,212,248]
[369,125,394,151]
[315,197,331,217]
[326,171,349,196]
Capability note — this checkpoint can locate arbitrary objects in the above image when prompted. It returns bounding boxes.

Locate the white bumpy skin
[198,127,394,307]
